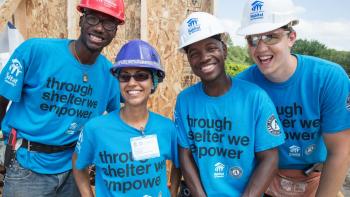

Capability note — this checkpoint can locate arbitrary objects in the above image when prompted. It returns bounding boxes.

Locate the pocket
[5,159,32,180]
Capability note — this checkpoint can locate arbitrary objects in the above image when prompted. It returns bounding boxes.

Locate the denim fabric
[3,159,80,197]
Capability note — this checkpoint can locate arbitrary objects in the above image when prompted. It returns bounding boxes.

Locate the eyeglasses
[118,72,151,82]
[84,14,118,31]
[246,31,290,47]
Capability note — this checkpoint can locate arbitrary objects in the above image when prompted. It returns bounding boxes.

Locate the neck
[120,105,149,130]
[266,54,298,83]
[71,40,100,65]
[202,74,231,97]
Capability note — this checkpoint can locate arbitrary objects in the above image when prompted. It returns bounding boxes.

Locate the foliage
[224,38,350,76]
[225,37,251,76]
[292,39,350,75]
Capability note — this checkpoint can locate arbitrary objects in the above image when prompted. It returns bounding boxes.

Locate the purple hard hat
[110,39,165,82]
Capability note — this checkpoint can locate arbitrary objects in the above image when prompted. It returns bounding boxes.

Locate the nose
[93,21,104,33]
[199,52,211,64]
[255,38,268,51]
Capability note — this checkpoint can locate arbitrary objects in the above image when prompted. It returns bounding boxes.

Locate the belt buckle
[27,141,32,152]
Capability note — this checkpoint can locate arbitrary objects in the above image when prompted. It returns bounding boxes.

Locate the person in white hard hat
[175,11,285,196]
[236,0,350,196]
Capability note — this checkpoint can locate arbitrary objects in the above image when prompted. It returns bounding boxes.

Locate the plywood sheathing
[0,0,23,30]
[102,0,141,61]
[147,0,213,117]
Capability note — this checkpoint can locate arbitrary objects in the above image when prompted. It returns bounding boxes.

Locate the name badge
[130,134,160,161]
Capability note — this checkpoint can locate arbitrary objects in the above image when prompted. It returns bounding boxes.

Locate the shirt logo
[250,0,264,21]
[5,58,22,87]
[214,162,225,178]
[76,130,84,153]
[346,93,350,111]
[229,166,243,178]
[267,115,281,136]
[289,145,301,157]
[187,18,201,35]
[304,144,316,155]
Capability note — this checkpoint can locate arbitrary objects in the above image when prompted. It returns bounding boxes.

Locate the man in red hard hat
[0,0,125,196]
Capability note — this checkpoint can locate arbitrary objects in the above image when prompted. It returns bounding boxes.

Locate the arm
[72,153,94,197]
[316,129,350,197]
[169,162,181,197]
[0,96,10,130]
[242,148,279,197]
[179,146,206,197]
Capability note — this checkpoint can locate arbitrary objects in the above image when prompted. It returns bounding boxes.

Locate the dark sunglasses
[118,72,151,82]
[246,31,290,47]
[84,14,118,31]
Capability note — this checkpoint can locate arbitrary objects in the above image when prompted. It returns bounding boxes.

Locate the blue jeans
[3,159,80,197]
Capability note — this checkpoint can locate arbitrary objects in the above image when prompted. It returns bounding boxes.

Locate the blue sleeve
[320,66,350,132]
[106,79,120,112]
[75,123,95,169]
[0,40,31,102]
[170,122,180,168]
[174,96,190,148]
[254,91,285,152]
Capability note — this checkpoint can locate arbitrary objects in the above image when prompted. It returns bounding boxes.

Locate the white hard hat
[178,12,227,52]
[237,0,299,36]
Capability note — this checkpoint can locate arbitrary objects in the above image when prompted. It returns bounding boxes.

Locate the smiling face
[79,9,119,52]
[118,68,153,107]
[186,37,227,83]
[247,28,297,81]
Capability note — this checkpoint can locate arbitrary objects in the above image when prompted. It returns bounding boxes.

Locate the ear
[222,42,228,60]
[79,16,83,27]
[288,31,297,48]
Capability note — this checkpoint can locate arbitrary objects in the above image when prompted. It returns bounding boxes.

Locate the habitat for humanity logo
[187,18,201,35]
[288,145,301,157]
[5,58,22,87]
[250,0,264,20]
[214,162,225,178]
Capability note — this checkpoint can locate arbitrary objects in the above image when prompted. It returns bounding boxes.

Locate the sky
[214,0,350,51]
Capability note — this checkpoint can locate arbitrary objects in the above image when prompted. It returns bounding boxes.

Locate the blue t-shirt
[237,54,350,170]
[0,38,120,174]
[75,109,179,197]
[174,77,285,197]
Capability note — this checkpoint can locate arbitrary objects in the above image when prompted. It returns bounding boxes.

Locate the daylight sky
[214,0,350,51]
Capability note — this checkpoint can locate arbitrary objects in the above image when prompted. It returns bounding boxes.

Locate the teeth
[259,55,272,60]
[127,90,141,95]
[201,64,215,72]
[90,35,103,42]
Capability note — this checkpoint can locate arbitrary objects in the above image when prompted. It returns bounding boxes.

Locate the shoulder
[233,77,267,94]
[177,82,201,99]
[298,54,347,76]
[84,111,116,130]
[17,38,68,53]
[150,111,173,125]
[235,64,258,81]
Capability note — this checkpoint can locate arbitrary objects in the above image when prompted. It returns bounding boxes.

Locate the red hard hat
[77,0,125,24]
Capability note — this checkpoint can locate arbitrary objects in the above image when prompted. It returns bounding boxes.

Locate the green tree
[292,39,350,75]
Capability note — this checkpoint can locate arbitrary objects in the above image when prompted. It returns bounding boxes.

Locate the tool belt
[20,139,76,154]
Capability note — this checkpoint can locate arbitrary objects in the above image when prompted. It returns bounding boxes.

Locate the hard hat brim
[237,20,299,36]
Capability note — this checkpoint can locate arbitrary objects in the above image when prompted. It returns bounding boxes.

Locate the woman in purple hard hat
[73,40,180,197]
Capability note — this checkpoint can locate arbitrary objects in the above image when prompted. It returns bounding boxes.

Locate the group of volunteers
[0,0,349,196]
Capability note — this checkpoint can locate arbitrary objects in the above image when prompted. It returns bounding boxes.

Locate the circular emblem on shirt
[305,144,316,155]
[229,166,243,178]
[346,93,350,111]
[267,115,281,136]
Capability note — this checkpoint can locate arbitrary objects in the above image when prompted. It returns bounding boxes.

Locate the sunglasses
[118,72,151,82]
[84,14,118,31]
[246,31,290,47]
